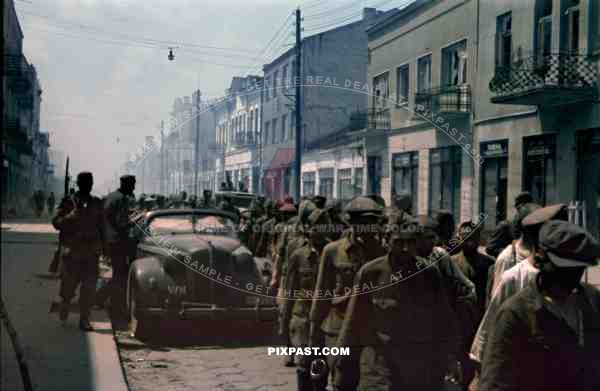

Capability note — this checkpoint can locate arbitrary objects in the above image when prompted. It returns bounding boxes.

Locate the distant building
[213,75,263,194]
[261,7,392,200]
[2,0,44,215]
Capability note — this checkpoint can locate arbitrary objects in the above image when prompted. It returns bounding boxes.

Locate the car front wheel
[128,283,155,341]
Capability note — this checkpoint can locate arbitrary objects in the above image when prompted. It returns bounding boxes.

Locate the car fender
[127,257,175,309]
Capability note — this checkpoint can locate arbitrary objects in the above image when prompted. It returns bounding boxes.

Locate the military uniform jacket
[52,192,105,258]
[271,216,299,286]
[256,217,277,257]
[335,255,460,389]
[479,283,600,391]
[309,235,385,344]
[104,189,133,243]
[281,243,321,344]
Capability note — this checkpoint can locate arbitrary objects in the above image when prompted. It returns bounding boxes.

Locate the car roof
[142,208,239,223]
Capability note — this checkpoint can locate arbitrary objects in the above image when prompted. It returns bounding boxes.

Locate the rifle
[48,157,70,274]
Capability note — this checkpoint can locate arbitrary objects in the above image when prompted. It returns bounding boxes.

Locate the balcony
[414,85,472,114]
[350,108,391,130]
[489,52,598,106]
[4,54,33,92]
[3,118,33,156]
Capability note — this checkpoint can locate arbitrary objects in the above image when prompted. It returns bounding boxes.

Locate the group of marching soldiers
[242,192,600,391]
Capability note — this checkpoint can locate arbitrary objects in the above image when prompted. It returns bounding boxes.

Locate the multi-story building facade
[215,76,262,194]
[2,0,45,215]
[264,8,389,201]
[475,0,600,235]
[366,0,476,219]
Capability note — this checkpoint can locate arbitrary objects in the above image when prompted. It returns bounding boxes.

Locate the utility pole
[294,7,302,202]
[160,120,165,195]
[194,89,201,199]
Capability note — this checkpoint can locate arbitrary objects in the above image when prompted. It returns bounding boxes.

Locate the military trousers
[59,254,99,319]
[326,334,360,391]
[357,345,446,391]
[95,243,129,320]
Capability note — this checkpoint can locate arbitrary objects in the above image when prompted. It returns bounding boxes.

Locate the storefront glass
[392,151,419,215]
[480,140,509,230]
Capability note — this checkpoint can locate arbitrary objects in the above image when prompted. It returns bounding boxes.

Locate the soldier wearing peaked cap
[480,221,600,391]
[308,196,386,390]
[52,172,106,332]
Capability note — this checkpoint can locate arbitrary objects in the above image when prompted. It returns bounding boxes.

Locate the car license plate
[245,296,258,306]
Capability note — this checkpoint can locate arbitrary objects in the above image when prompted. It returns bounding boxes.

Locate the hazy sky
[15,0,398,194]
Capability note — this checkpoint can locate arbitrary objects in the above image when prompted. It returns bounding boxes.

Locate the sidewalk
[1,224,129,391]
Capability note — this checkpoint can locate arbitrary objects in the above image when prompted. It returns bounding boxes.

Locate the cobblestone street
[115,331,296,391]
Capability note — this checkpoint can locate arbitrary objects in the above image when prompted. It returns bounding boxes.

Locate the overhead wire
[304,0,412,32]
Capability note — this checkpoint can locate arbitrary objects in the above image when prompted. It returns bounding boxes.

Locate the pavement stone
[1,223,128,391]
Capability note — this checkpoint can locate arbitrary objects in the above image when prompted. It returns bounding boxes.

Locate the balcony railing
[351,108,391,130]
[489,52,598,105]
[414,84,472,113]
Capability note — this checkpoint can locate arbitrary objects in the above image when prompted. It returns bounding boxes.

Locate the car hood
[156,234,243,255]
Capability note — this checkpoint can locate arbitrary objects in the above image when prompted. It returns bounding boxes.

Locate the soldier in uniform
[202,189,213,208]
[255,200,278,257]
[277,199,316,367]
[282,208,334,391]
[309,196,386,390]
[52,172,105,331]
[451,221,495,388]
[335,218,460,391]
[96,175,136,327]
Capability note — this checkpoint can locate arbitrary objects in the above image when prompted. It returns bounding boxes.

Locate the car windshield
[147,214,238,236]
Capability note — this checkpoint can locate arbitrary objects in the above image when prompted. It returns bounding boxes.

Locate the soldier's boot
[284,354,295,367]
[59,300,70,322]
[296,367,312,391]
[79,318,94,332]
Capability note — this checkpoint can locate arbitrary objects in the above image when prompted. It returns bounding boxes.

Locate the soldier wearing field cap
[480,220,600,391]
[52,172,105,331]
[309,196,386,390]
[335,218,460,391]
[277,199,317,367]
[282,208,333,391]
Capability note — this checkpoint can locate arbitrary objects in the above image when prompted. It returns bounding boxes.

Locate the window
[367,156,382,195]
[535,0,553,60]
[480,140,509,230]
[564,0,580,53]
[523,134,557,206]
[264,76,270,101]
[354,167,364,196]
[429,146,462,217]
[319,168,334,199]
[273,70,279,97]
[302,172,315,196]
[373,72,389,108]
[290,111,296,141]
[272,118,278,144]
[281,114,287,142]
[417,55,432,92]
[396,65,409,106]
[337,168,353,201]
[264,121,270,145]
[282,65,288,90]
[591,0,600,52]
[255,109,260,141]
[442,40,467,86]
[496,12,512,69]
[392,151,419,215]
